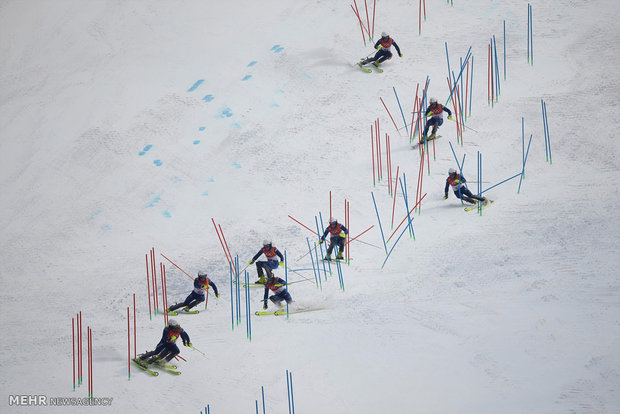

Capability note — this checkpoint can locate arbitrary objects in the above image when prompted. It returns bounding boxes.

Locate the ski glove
[249,260,254,265]
[184,342,192,347]
[448,115,453,120]
[318,239,323,245]
[279,262,284,267]
[399,53,403,58]
[263,303,268,310]
[376,45,383,50]
[443,195,448,200]
[339,232,347,238]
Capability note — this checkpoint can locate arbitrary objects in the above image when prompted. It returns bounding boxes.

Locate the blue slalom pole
[481,172,522,194]
[399,175,415,238]
[289,372,295,414]
[284,250,289,318]
[530,4,534,65]
[517,134,533,193]
[318,212,332,274]
[543,101,552,163]
[381,221,411,269]
[371,192,388,253]
[469,55,474,117]
[503,20,506,80]
[527,4,530,63]
[314,215,328,276]
[541,100,548,161]
[393,87,409,136]
[287,370,292,414]
[493,35,500,97]
[445,48,473,105]
[261,386,266,414]
[306,238,320,288]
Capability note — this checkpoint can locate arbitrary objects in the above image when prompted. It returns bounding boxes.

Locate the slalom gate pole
[344,225,375,249]
[493,35,500,99]
[236,258,241,326]
[391,166,400,228]
[481,172,522,195]
[371,126,376,185]
[469,56,474,117]
[212,218,234,272]
[543,100,552,163]
[145,254,152,320]
[151,249,158,314]
[88,327,92,397]
[488,43,491,105]
[306,238,320,287]
[72,317,75,390]
[409,83,420,141]
[542,100,548,161]
[133,294,137,358]
[393,87,409,136]
[285,251,289,318]
[380,97,400,132]
[262,386,266,414]
[386,134,392,194]
[346,200,351,262]
[219,223,237,276]
[287,215,318,236]
[418,0,422,34]
[376,119,382,180]
[371,0,376,40]
[160,264,167,323]
[350,3,367,45]
[160,253,193,280]
[287,370,292,414]
[247,270,252,340]
[464,61,469,121]
[504,20,507,80]
[399,176,415,239]
[235,256,241,318]
[127,307,130,380]
[477,152,482,214]
[229,263,234,330]
[363,0,371,40]
[522,117,525,169]
[387,193,426,242]
[445,42,452,92]
[517,134,534,193]
[315,214,328,276]
[78,311,82,385]
[371,192,388,253]
[245,270,250,339]
[490,41,494,107]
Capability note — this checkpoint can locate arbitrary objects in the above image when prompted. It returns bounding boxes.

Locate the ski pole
[189,345,207,357]
[447,117,478,133]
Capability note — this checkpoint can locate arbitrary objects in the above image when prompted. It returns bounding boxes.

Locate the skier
[262,274,293,310]
[444,168,487,205]
[423,97,453,140]
[319,217,348,261]
[249,240,284,284]
[358,32,403,69]
[167,271,219,313]
[138,319,192,364]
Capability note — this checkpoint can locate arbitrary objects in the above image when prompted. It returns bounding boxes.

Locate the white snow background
[1,0,619,413]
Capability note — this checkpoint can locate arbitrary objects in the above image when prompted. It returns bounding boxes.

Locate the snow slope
[1,0,619,413]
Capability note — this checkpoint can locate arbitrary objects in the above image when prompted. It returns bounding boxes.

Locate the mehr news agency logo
[8,395,113,406]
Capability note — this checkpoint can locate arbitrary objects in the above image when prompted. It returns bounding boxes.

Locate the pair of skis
[254,307,325,316]
[464,199,495,212]
[166,309,200,316]
[132,358,181,376]
[355,62,383,73]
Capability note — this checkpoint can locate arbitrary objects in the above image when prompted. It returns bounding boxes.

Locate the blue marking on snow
[217,107,233,118]
[271,45,284,53]
[201,190,209,196]
[208,177,215,182]
[193,140,200,145]
[187,80,204,92]
[303,73,311,79]
[86,209,102,222]
[199,126,206,131]
[171,176,182,183]
[146,195,161,208]
[242,75,252,81]
[270,103,280,108]
[153,160,163,167]
[231,122,241,128]
[138,144,152,156]
[232,162,242,168]
[101,224,112,231]
[275,89,284,94]
[162,210,172,218]
[248,61,257,67]
[202,95,214,102]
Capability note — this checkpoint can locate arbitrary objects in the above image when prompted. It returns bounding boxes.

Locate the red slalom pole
[78,311,82,385]
[377,123,382,180]
[371,126,375,186]
[145,254,152,320]
[391,166,400,228]
[363,0,371,39]
[410,83,420,141]
[287,215,319,236]
[133,294,137,358]
[127,307,131,380]
[350,4,367,45]
[212,218,234,271]
[72,317,75,390]
[380,97,400,132]
[161,263,169,322]
[387,193,427,241]
[344,225,374,248]
[160,253,193,280]
[219,223,236,278]
[151,248,158,314]
[372,0,376,39]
